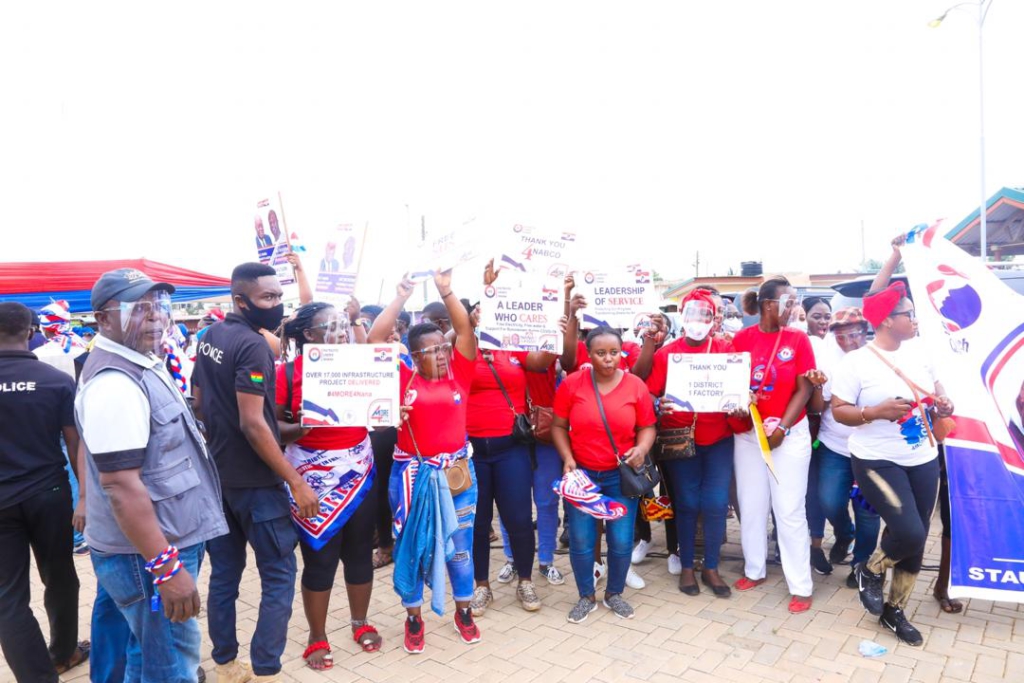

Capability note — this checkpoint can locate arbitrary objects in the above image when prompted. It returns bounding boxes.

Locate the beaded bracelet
[145,545,179,574]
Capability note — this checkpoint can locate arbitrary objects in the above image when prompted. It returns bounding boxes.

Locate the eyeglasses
[310,321,349,332]
[891,310,916,321]
[412,342,452,357]
[765,298,797,309]
[834,331,866,342]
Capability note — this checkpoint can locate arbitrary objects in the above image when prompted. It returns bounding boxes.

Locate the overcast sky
[3,1,1022,304]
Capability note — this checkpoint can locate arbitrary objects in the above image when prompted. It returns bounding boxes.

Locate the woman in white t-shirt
[812,308,881,587]
[830,282,954,647]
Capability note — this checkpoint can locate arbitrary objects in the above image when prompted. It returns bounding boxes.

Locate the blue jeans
[566,468,638,597]
[388,459,477,606]
[90,543,205,683]
[89,583,130,683]
[207,486,297,677]
[501,442,561,566]
[61,437,85,549]
[661,436,734,570]
[806,445,826,539]
[817,444,880,566]
[469,435,535,581]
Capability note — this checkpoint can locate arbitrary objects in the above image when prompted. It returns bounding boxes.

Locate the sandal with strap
[353,624,382,653]
[302,640,334,670]
[53,641,91,674]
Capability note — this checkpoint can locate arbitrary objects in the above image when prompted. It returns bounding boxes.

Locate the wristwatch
[779,424,792,437]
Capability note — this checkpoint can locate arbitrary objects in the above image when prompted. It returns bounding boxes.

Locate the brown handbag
[529,402,554,444]
[655,425,697,460]
[403,374,473,495]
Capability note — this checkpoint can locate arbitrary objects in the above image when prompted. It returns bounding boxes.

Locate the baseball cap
[91,268,175,311]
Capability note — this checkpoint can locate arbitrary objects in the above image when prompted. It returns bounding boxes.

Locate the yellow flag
[749,404,779,483]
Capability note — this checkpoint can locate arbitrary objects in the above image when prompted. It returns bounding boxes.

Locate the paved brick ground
[4,516,1023,683]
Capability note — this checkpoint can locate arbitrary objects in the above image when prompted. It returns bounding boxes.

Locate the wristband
[779,425,792,437]
[441,291,454,299]
[153,559,184,586]
[145,545,179,574]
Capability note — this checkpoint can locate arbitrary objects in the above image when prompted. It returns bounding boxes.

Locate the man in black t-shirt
[193,262,317,682]
[0,302,89,681]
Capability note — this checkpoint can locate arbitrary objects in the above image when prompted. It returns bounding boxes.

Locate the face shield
[413,341,455,382]
[107,291,174,355]
[304,308,352,345]
[681,300,715,341]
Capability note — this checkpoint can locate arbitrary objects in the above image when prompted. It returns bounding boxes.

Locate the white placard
[300,344,401,428]
[408,219,480,282]
[575,264,659,330]
[497,223,578,282]
[664,352,751,413]
[254,193,295,286]
[477,275,563,353]
[314,222,366,303]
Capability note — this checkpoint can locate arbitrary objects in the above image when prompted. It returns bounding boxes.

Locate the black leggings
[851,454,939,574]
[370,428,397,550]
[300,493,375,591]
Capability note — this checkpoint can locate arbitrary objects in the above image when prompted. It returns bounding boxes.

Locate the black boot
[880,604,923,646]
[854,562,885,616]
[829,535,854,565]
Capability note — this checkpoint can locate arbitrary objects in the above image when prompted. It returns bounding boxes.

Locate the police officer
[76,269,228,682]
[193,262,316,683]
[0,302,89,682]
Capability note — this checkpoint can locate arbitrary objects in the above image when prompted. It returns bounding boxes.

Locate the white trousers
[734,417,813,597]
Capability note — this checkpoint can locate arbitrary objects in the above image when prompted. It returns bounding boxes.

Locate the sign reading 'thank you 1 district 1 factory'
[664,353,751,414]
[301,344,400,428]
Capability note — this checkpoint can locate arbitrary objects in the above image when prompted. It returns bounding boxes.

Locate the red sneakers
[788,596,813,614]
[733,576,766,592]
[454,608,481,644]
[403,616,425,654]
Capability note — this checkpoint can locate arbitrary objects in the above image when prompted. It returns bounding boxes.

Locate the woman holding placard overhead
[276,299,379,670]
[732,276,824,614]
[640,289,744,598]
[366,270,480,654]
[467,260,559,617]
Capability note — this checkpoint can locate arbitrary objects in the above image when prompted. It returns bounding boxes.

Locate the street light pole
[930,0,994,262]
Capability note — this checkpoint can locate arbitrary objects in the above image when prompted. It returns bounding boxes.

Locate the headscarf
[37,300,86,353]
[863,282,906,328]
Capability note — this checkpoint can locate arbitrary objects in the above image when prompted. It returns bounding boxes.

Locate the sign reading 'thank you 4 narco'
[477,275,564,353]
[665,353,751,413]
[301,344,401,428]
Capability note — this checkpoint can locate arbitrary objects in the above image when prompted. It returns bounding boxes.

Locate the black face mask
[239,295,285,331]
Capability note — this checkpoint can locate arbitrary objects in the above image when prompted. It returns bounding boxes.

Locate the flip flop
[302,640,334,670]
[934,592,964,614]
[353,624,382,653]
[54,641,90,674]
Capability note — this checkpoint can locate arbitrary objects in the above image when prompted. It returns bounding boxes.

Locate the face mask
[684,321,713,341]
[788,318,808,334]
[240,295,285,331]
[723,318,743,334]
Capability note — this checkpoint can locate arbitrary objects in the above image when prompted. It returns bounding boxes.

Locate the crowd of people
[0,239,965,683]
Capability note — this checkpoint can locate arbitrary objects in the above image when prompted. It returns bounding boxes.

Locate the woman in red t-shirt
[276,301,379,669]
[642,289,745,598]
[466,261,559,617]
[731,276,819,614]
[552,327,656,623]
[366,271,481,654]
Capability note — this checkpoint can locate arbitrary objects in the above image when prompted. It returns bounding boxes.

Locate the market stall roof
[0,258,231,312]
[945,186,1024,258]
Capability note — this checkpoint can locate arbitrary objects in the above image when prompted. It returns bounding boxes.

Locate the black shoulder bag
[485,355,535,446]
[590,369,659,498]
[283,361,296,423]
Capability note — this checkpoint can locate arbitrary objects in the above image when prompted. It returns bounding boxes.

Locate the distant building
[946,186,1024,259]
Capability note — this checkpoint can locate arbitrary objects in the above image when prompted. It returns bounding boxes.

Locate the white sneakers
[631,539,652,564]
[626,566,646,590]
[593,561,607,585]
[667,553,682,575]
